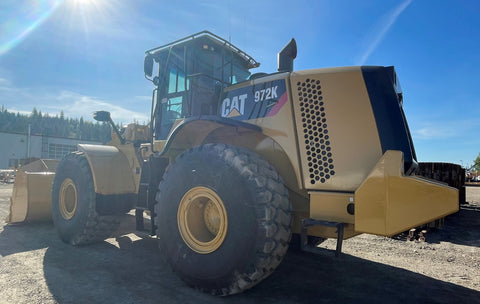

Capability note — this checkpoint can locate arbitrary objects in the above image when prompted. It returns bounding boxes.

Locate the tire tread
[156,143,291,295]
[53,152,120,246]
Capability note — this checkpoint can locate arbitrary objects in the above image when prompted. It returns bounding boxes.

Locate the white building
[0,131,102,169]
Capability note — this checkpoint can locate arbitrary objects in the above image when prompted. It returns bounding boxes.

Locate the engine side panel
[290,67,383,191]
[220,73,305,191]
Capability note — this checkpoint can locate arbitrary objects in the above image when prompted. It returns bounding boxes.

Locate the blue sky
[0,0,479,166]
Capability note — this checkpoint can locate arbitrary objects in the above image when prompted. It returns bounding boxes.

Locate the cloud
[0,78,11,87]
[414,124,456,140]
[0,76,149,124]
[357,0,413,65]
[53,91,150,124]
[412,119,480,140]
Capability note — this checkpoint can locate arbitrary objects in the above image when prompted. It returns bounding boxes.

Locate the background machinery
[7,31,459,295]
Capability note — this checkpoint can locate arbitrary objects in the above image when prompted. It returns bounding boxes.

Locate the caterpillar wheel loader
[7,31,458,295]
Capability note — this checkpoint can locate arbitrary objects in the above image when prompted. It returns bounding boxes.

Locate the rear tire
[155,144,292,295]
[52,152,120,245]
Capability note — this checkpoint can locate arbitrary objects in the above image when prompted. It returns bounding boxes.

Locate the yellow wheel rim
[177,186,228,254]
[59,178,77,220]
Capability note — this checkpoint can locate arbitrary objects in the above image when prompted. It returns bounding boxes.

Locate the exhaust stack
[277,38,297,72]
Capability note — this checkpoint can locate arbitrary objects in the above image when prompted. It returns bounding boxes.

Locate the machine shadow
[413,207,480,247]
[0,221,54,257]
[40,214,479,304]
[253,249,480,304]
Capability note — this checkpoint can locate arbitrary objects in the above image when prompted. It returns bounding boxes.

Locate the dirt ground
[0,183,479,304]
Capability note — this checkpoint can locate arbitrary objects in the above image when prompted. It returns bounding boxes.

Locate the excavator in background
[7,31,458,295]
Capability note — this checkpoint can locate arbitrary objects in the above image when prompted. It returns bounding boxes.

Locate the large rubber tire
[52,152,120,245]
[155,144,292,295]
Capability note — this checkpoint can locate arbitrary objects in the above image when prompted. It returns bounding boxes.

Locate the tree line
[0,106,112,143]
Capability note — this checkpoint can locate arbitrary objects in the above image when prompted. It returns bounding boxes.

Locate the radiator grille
[296,78,335,184]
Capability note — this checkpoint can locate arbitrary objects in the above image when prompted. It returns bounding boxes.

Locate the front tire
[155,144,292,295]
[52,152,119,245]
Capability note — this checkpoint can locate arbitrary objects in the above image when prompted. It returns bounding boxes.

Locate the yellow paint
[58,178,77,220]
[308,223,358,239]
[225,72,305,191]
[290,67,383,191]
[309,191,355,224]
[177,186,228,254]
[227,108,241,117]
[355,150,459,236]
[78,144,137,195]
[7,160,58,223]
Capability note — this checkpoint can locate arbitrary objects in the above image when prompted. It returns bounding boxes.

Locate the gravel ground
[0,183,479,304]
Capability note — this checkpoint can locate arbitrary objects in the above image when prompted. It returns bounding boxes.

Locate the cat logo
[221,94,248,117]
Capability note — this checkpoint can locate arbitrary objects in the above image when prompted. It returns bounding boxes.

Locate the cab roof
[145,30,260,70]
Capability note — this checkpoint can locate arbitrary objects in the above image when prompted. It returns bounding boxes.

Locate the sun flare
[71,0,98,6]
[69,0,104,11]
[63,0,116,39]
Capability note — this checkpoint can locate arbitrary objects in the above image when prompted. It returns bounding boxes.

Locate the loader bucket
[6,159,59,223]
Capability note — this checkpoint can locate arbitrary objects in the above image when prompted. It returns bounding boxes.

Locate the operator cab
[144,31,260,139]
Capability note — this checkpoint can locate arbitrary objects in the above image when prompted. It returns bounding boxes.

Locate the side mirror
[93,111,125,144]
[93,111,111,122]
[144,54,154,77]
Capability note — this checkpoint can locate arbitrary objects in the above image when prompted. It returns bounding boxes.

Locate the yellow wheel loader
[7,31,458,295]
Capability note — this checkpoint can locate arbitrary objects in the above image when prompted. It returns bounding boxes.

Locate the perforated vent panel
[296,78,335,184]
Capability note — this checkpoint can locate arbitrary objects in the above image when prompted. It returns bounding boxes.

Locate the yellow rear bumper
[355,150,459,236]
